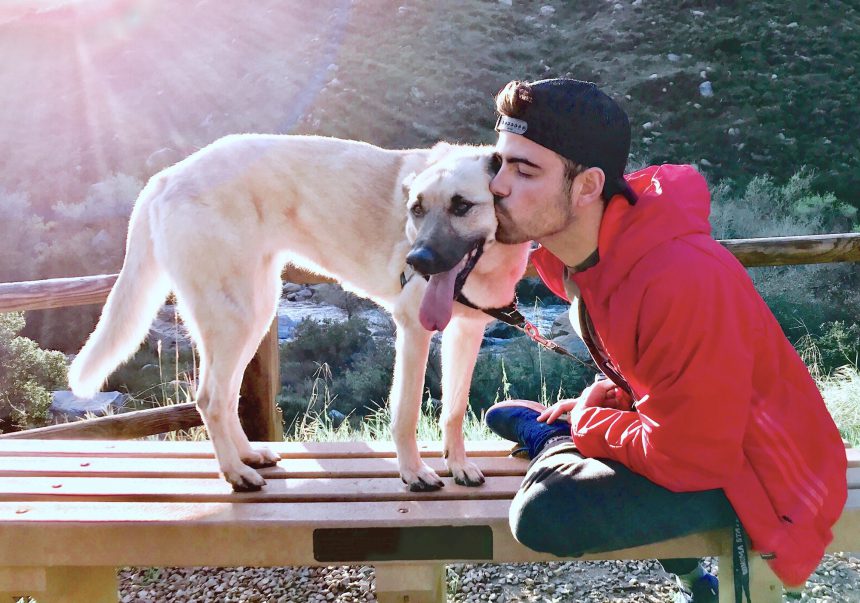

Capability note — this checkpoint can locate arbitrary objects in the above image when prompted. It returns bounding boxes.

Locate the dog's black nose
[406,246,443,275]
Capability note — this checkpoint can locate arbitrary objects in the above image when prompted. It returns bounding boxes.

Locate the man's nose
[489,172,508,199]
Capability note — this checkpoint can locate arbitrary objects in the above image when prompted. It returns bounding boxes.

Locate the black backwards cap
[495,78,637,204]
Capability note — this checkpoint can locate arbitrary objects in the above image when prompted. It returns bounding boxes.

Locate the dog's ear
[427,141,455,165]
[401,172,417,201]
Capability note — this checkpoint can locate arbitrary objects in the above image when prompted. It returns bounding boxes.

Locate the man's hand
[537,379,631,424]
[537,398,579,424]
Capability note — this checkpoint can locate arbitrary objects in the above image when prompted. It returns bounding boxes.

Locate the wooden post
[375,564,446,603]
[719,531,783,603]
[239,318,284,442]
[718,531,736,603]
[748,555,783,603]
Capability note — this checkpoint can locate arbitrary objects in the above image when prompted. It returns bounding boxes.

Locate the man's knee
[509,486,563,553]
[508,451,627,555]
[508,466,590,556]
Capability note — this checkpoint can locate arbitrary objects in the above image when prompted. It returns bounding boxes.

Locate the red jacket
[531,164,847,586]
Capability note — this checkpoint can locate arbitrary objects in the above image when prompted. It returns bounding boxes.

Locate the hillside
[1,0,858,226]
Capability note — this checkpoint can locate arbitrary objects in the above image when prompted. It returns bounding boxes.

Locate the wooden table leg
[375,563,446,603]
[719,531,782,603]
[41,567,117,603]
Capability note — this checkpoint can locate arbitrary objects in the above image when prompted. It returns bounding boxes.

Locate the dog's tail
[69,183,171,398]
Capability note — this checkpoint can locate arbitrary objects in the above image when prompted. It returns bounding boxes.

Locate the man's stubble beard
[494,186,574,245]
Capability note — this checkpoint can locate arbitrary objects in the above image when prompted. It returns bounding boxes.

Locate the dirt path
[119,552,859,602]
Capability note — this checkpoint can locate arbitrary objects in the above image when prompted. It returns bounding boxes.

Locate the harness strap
[454,292,523,324]
[400,270,591,368]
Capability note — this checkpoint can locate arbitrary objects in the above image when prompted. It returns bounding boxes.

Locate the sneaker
[673,572,719,603]
[484,400,571,459]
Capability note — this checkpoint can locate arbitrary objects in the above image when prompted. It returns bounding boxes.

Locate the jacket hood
[532,164,712,300]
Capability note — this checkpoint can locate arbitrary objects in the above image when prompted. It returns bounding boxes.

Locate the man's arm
[570,265,757,492]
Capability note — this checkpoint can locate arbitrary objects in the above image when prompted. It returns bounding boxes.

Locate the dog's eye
[410,203,425,218]
[450,194,473,217]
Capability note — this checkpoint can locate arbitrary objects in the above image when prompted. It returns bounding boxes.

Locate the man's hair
[495,81,586,193]
[494,78,636,204]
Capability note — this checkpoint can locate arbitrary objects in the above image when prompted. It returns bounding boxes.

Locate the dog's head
[402,143,501,331]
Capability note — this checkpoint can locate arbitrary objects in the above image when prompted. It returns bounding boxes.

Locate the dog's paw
[242,447,281,469]
[225,466,267,492]
[449,459,485,487]
[400,463,445,492]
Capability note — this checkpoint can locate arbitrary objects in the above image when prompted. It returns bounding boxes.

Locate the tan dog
[69,134,529,492]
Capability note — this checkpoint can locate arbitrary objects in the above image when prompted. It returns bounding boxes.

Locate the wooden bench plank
[0,475,525,503]
[0,455,528,480]
[0,439,514,459]
[1,496,855,568]
[0,499,726,566]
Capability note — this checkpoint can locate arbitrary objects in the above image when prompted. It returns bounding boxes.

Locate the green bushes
[278,318,398,428]
[1,174,142,352]
[0,312,67,432]
[471,340,597,415]
[277,316,599,433]
[710,169,860,350]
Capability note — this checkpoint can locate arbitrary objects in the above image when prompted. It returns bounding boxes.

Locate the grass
[284,365,502,444]
[819,365,860,448]
[284,363,860,447]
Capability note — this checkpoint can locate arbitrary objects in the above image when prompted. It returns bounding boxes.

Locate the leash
[455,293,593,369]
[400,268,591,367]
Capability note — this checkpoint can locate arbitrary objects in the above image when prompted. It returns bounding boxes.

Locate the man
[484,78,847,603]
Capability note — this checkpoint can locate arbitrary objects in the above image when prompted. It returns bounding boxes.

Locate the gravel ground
[119,553,859,602]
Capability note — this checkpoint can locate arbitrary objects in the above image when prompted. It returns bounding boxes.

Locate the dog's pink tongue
[419,268,458,331]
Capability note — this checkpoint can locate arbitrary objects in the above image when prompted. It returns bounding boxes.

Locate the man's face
[490,132,573,245]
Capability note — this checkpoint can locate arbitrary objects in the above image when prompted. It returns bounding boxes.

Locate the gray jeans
[509,441,737,576]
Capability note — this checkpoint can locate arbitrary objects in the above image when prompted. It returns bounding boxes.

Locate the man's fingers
[538,407,561,424]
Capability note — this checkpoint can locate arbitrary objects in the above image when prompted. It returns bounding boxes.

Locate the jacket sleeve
[570,263,757,492]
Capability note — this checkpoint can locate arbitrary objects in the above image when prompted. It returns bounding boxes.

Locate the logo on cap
[495,115,528,135]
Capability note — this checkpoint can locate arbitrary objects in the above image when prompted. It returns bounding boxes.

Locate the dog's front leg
[440,314,488,486]
[390,318,442,491]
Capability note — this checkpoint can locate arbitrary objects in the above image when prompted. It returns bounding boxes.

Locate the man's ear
[572,167,605,207]
[402,172,417,201]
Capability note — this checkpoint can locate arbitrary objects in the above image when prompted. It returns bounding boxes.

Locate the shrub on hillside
[277,318,398,427]
[0,188,47,283]
[0,312,68,432]
[799,321,860,378]
[276,316,599,431]
[472,340,598,415]
[710,169,860,343]
[20,172,143,352]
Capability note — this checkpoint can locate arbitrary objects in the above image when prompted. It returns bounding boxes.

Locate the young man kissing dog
[69,134,529,492]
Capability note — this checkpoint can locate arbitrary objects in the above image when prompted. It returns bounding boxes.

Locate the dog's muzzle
[406,246,453,276]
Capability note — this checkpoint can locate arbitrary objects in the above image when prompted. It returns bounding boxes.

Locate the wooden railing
[1,233,859,441]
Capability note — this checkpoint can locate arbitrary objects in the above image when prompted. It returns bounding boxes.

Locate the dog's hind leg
[440,313,489,487]
[225,260,283,470]
[177,264,280,492]
[390,296,442,491]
